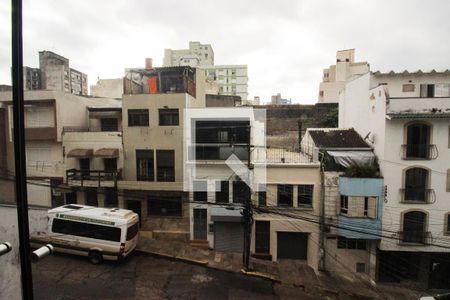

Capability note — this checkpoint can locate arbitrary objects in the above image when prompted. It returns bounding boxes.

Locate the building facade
[163,41,214,68]
[318,49,369,103]
[339,69,450,289]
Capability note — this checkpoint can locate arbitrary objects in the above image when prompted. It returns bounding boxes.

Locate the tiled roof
[308,128,370,149]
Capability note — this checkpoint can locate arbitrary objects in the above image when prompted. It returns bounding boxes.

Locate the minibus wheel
[88,250,103,264]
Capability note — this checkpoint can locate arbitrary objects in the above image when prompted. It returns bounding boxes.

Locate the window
[100,118,118,131]
[445,214,450,235]
[255,221,270,254]
[85,188,98,206]
[337,237,367,250]
[79,158,90,177]
[404,168,428,202]
[104,158,117,172]
[364,197,369,216]
[402,211,427,243]
[421,83,450,97]
[136,150,154,181]
[147,196,182,216]
[233,181,250,203]
[405,123,431,159]
[258,184,266,207]
[25,106,54,128]
[52,218,121,242]
[356,263,366,273]
[193,180,207,202]
[447,169,450,192]
[156,150,175,182]
[277,185,293,207]
[159,109,179,126]
[128,109,149,126]
[215,181,229,203]
[298,185,313,207]
[319,91,324,97]
[104,188,118,207]
[340,195,348,214]
[126,223,139,241]
[402,84,415,92]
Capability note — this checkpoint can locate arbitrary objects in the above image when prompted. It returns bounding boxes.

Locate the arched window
[405,123,431,159]
[402,211,427,243]
[404,168,429,202]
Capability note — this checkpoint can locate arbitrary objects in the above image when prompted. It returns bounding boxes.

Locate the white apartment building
[318,49,369,103]
[203,65,248,100]
[163,41,249,101]
[339,69,450,289]
[163,41,214,68]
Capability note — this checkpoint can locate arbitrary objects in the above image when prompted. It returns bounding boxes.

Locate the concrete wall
[0,204,49,299]
[90,78,123,99]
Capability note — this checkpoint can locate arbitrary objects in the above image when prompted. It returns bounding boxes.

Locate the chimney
[145,58,153,70]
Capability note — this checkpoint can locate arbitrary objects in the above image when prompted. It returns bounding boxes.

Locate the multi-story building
[339,69,450,289]
[203,65,248,100]
[270,93,291,105]
[301,128,383,280]
[118,65,206,241]
[163,41,248,101]
[163,41,214,68]
[21,51,88,95]
[0,90,120,207]
[184,107,322,271]
[318,49,369,103]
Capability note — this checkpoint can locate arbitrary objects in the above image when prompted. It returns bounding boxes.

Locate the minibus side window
[52,218,121,242]
[126,223,139,241]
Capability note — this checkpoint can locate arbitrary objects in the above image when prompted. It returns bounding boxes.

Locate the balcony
[397,231,432,245]
[400,188,435,204]
[401,144,438,160]
[66,169,120,188]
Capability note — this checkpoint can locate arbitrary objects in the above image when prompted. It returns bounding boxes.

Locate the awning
[67,148,93,158]
[327,150,375,168]
[94,148,119,158]
[211,207,243,222]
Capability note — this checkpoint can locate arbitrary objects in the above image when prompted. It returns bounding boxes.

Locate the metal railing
[400,188,435,204]
[63,126,119,133]
[66,168,120,187]
[397,231,432,245]
[401,144,438,160]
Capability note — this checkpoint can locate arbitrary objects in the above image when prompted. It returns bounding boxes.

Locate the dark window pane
[156,150,175,182]
[85,188,98,206]
[255,221,270,253]
[136,150,154,181]
[101,118,118,131]
[104,188,118,207]
[193,181,207,202]
[215,181,229,203]
[52,218,121,242]
[104,158,117,172]
[233,181,250,203]
[159,109,179,126]
[126,223,139,241]
[298,184,313,206]
[277,184,293,207]
[128,109,149,126]
[147,196,182,216]
[405,168,428,201]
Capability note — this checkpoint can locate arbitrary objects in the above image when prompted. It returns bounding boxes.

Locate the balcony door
[406,123,430,158]
[405,168,428,202]
[403,211,426,243]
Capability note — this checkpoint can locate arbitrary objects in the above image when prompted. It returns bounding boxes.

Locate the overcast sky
[1,0,449,104]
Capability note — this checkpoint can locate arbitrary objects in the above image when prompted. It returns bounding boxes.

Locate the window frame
[158,108,179,126]
[136,149,154,181]
[277,184,293,207]
[340,195,348,215]
[147,196,182,217]
[298,184,313,207]
[156,150,175,182]
[215,181,229,203]
[128,109,149,127]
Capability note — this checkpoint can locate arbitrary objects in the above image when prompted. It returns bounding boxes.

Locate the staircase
[190,240,209,250]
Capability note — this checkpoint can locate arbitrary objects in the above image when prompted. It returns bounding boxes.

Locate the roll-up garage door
[214,222,244,252]
[277,232,308,260]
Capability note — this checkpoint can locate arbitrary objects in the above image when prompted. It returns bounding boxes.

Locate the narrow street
[32,252,319,300]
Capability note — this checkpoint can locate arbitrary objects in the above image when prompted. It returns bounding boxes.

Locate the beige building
[90,78,123,99]
[318,49,369,103]
[118,66,206,240]
[0,90,120,207]
[163,41,214,68]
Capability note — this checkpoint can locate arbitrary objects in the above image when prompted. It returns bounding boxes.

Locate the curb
[135,249,208,266]
[240,269,282,283]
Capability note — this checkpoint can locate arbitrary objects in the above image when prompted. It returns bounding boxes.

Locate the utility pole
[11,0,34,298]
[242,124,253,270]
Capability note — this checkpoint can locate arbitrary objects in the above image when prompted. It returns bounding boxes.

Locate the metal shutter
[277,232,308,260]
[214,222,244,252]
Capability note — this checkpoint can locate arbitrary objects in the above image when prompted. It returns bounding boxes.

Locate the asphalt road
[32,251,319,300]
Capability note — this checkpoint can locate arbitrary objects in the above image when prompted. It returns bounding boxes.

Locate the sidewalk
[136,237,419,300]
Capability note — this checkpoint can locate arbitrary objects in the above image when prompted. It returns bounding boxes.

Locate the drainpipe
[318,151,326,272]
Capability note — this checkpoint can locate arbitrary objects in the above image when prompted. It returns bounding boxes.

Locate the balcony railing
[401,144,438,160]
[397,231,432,245]
[400,188,435,204]
[63,126,119,133]
[66,169,120,187]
